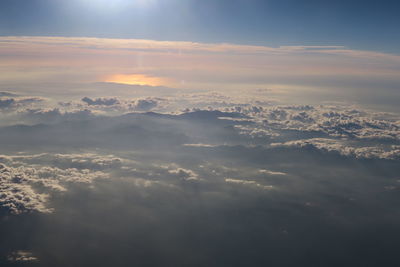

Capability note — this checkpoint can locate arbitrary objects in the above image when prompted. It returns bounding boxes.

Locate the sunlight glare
[104,74,169,86]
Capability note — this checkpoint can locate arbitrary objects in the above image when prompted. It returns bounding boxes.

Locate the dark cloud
[82,97,120,106]
[134,99,158,111]
[0,94,400,266]
[0,92,19,97]
[21,108,95,125]
[0,97,46,112]
[0,99,15,109]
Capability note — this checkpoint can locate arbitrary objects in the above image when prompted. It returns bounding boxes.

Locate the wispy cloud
[1,36,399,88]
[1,36,400,111]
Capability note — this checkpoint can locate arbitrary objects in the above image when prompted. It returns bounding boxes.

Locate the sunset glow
[104,74,171,86]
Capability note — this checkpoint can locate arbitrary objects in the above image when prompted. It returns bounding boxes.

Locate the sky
[1,0,400,53]
[1,1,400,267]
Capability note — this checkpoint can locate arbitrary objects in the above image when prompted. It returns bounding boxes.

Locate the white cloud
[183,143,218,148]
[259,169,287,176]
[168,168,200,181]
[0,154,117,214]
[225,178,273,190]
[7,251,38,262]
[271,138,400,160]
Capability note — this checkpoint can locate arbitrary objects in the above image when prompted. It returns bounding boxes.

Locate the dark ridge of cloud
[23,108,95,124]
[17,97,45,104]
[0,103,399,159]
[65,97,164,113]
[178,109,247,120]
[0,92,19,97]
[82,97,120,106]
[0,112,194,151]
[134,99,158,111]
[0,99,15,109]
[0,97,45,111]
[119,109,249,122]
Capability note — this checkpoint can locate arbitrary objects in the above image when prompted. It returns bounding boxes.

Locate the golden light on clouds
[1,36,400,93]
[104,74,171,87]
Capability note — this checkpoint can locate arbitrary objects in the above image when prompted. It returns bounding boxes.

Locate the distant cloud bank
[0,36,399,111]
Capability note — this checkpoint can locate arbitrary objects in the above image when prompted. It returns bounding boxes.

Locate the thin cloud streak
[0,36,399,109]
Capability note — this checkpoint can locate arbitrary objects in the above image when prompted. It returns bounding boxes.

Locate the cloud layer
[0,78,399,265]
[0,91,399,218]
[1,36,400,111]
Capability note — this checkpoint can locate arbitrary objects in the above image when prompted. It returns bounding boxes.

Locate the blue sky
[1,0,399,53]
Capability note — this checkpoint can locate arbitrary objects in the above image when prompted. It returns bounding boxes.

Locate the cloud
[271,138,400,160]
[21,108,95,124]
[0,91,19,97]
[168,167,199,181]
[0,154,119,214]
[231,104,400,143]
[7,251,38,262]
[134,99,159,111]
[66,97,163,113]
[0,164,52,214]
[0,93,398,160]
[1,36,397,59]
[225,178,273,190]
[259,169,287,176]
[183,143,218,148]
[1,36,400,110]
[0,97,45,111]
[0,90,399,265]
[82,97,120,106]
[0,98,15,109]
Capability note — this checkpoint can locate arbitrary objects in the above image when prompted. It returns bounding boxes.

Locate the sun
[104,74,170,87]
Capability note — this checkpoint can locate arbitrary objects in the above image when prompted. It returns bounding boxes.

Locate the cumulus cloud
[219,104,400,159]
[0,91,399,266]
[1,93,399,160]
[70,97,163,113]
[0,92,399,160]
[0,97,45,111]
[134,99,159,111]
[271,138,400,160]
[168,167,199,181]
[7,251,38,262]
[0,164,52,214]
[82,97,120,106]
[0,154,117,214]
